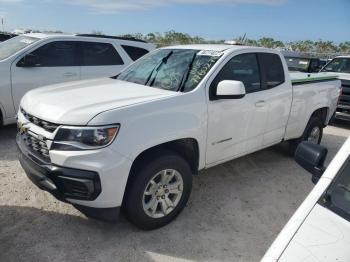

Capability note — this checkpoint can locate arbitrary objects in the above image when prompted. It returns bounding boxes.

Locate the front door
[206,52,269,165]
[11,41,80,111]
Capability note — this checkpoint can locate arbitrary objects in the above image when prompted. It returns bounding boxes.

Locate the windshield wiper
[178,52,197,92]
[145,51,174,87]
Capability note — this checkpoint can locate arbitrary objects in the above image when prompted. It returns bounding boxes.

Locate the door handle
[255,100,266,107]
[63,72,77,77]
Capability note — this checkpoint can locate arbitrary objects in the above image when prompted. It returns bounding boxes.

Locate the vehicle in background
[262,137,350,262]
[0,33,155,125]
[0,32,17,42]
[16,45,340,229]
[318,58,328,68]
[281,50,323,73]
[321,56,350,121]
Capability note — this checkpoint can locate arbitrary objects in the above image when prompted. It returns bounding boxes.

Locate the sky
[0,0,349,42]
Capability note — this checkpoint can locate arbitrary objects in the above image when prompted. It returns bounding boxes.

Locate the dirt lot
[0,123,349,262]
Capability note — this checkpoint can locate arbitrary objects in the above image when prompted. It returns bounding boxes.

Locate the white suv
[0,33,155,125]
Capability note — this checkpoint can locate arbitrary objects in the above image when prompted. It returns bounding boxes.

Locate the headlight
[52,125,120,151]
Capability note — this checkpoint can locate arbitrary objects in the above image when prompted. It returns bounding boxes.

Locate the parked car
[321,56,350,121]
[0,32,17,42]
[0,33,155,125]
[262,137,350,262]
[281,50,323,73]
[16,45,340,229]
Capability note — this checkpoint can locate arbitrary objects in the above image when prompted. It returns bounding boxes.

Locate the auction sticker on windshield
[197,50,224,57]
[20,39,35,44]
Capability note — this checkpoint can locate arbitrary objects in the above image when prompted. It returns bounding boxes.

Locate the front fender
[89,91,208,169]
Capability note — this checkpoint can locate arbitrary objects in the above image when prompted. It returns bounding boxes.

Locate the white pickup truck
[16,45,341,229]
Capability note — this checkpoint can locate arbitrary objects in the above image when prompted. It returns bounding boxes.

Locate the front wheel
[124,151,193,230]
[289,117,323,155]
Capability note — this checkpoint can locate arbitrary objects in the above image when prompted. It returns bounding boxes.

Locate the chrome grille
[22,132,50,161]
[339,80,350,106]
[21,108,59,132]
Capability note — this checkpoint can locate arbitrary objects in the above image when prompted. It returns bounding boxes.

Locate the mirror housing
[17,54,40,67]
[295,141,328,184]
[216,80,246,99]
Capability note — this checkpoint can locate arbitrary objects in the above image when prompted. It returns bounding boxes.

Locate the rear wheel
[289,116,323,156]
[124,151,192,230]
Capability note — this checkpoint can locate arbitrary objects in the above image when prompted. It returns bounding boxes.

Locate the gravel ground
[0,122,349,262]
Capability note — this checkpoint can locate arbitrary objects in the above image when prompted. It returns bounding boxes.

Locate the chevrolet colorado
[16,45,341,229]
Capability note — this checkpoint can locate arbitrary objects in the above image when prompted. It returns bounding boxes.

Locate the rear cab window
[258,53,285,88]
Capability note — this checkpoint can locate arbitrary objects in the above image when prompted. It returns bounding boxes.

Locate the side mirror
[295,142,328,184]
[216,80,246,99]
[17,54,40,67]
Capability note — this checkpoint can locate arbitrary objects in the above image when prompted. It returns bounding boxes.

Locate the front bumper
[335,104,350,121]
[17,135,101,202]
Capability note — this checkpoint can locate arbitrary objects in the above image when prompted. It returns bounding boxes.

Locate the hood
[21,78,178,125]
[278,204,350,262]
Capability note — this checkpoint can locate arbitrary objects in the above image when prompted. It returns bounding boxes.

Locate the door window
[258,53,285,88]
[81,42,124,66]
[29,41,78,67]
[121,45,149,61]
[210,53,261,99]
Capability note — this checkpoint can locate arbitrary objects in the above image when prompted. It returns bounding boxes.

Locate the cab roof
[23,33,149,44]
[162,44,274,53]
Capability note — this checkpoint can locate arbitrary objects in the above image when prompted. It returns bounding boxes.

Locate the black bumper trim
[17,134,101,201]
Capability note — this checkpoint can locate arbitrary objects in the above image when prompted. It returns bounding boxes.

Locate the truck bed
[290,72,338,85]
[290,73,338,85]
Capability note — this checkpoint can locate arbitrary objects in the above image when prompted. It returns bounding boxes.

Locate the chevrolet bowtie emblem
[17,121,29,134]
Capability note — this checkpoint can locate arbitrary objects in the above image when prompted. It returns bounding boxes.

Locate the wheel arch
[310,107,329,127]
[0,107,3,126]
[121,138,199,205]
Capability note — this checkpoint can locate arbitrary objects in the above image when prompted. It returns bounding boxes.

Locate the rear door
[11,41,80,111]
[258,52,293,147]
[79,41,125,79]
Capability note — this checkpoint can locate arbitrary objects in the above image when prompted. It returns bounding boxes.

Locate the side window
[30,41,78,67]
[81,42,124,66]
[121,45,149,61]
[258,53,285,88]
[210,53,261,99]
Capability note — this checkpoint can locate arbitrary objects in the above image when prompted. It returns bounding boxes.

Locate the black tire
[124,151,193,230]
[328,112,336,126]
[289,116,323,156]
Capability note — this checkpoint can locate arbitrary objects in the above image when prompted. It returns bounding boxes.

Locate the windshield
[285,57,311,72]
[321,58,350,73]
[117,49,222,92]
[0,35,39,61]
